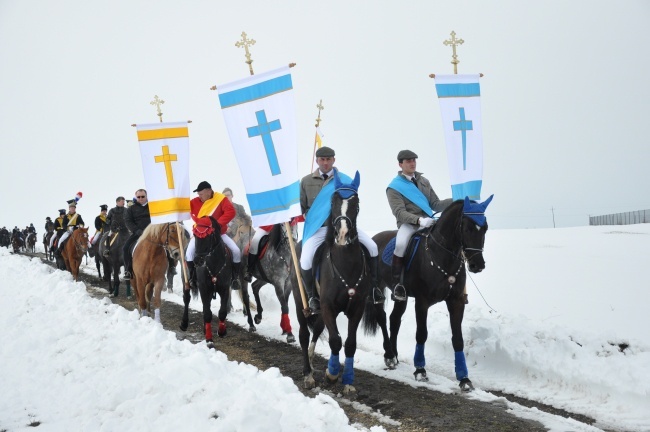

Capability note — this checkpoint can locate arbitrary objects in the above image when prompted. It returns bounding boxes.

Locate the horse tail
[362,297,383,336]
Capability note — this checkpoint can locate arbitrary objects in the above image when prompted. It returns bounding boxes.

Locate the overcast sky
[1,0,649,231]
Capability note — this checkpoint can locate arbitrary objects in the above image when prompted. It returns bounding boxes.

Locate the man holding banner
[300,146,384,314]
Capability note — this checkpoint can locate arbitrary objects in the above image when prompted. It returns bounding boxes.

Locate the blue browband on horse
[335,187,358,199]
[462,195,494,227]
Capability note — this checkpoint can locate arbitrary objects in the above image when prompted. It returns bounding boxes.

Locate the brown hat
[315,146,335,158]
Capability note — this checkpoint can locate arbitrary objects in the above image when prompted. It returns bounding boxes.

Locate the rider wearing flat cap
[299,146,385,315]
[185,181,242,290]
[386,150,452,301]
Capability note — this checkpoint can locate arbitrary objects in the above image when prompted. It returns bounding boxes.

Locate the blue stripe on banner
[451,180,482,201]
[247,181,300,216]
[219,74,293,108]
[435,83,480,98]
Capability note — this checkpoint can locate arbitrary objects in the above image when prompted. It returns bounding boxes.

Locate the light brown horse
[61,227,89,281]
[131,223,187,322]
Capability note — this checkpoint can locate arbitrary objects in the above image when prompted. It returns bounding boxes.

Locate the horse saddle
[381,231,425,272]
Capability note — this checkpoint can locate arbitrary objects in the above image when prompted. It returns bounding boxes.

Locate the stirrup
[393,284,407,302]
[372,287,385,304]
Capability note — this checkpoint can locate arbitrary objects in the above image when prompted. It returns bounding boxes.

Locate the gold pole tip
[209,85,217,91]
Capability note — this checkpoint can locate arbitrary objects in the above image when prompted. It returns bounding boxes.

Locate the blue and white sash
[387,176,433,218]
[303,170,352,242]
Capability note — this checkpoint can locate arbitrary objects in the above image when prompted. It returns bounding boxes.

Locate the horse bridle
[144,222,178,256]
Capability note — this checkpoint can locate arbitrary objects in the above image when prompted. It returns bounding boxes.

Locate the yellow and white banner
[136,121,191,223]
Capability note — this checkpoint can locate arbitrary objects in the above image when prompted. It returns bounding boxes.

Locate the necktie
[411,177,417,187]
[322,173,329,180]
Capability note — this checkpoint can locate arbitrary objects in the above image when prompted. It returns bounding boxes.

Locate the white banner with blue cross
[218,66,301,226]
[434,74,484,201]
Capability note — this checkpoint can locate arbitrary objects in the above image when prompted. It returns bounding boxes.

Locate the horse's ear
[352,170,360,190]
[480,194,494,211]
[464,196,471,207]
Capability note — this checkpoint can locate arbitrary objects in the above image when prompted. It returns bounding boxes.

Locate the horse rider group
[188,147,451,317]
[49,200,85,257]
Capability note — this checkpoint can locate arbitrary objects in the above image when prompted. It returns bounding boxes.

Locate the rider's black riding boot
[300,267,320,315]
[369,256,385,304]
[231,262,242,290]
[391,255,407,302]
[123,253,132,280]
[244,252,259,282]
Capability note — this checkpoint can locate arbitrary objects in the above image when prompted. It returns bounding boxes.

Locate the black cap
[116,196,125,202]
[193,181,212,192]
[46,217,51,220]
[397,149,418,162]
[315,146,335,158]
[67,199,77,207]
[59,209,66,215]
[100,204,108,211]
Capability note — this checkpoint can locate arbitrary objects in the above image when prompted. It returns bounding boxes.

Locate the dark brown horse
[26,233,37,253]
[291,171,387,393]
[131,223,187,323]
[368,195,493,391]
[61,227,89,281]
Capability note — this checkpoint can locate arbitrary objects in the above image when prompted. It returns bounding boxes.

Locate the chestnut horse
[131,223,187,323]
[61,227,89,281]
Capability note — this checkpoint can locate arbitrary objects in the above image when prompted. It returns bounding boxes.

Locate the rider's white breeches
[394,223,418,257]
[300,226,378,270]
[185,234,241,263]
[249,226,270,254]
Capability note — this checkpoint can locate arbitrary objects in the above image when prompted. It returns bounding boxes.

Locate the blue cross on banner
[217,66,301,226]
[247,110,282,175]
[434,74,484,201]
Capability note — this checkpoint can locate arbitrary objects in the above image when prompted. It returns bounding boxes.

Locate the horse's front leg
[197,273,215,348]
[240,279,257,332]
[251,279,264,325]
[180,283,191,331]
[151,278,164,323]
[322,305,343,385]
[447,297,473,391]
[373,302,397,369]
[280,279,295,343]
[341,302,365,394]
[216,285,230,338]
[413,298,430,382]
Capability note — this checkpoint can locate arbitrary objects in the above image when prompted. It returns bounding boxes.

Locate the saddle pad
[381,235,422,271]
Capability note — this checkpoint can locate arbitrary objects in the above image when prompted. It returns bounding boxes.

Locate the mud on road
[32,252,599,431]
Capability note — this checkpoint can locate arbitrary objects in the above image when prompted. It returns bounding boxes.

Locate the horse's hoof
[286,333,296,344]
[179,323,188,332]
[325,369,340,384]
[459,378,474,392]
[304,374,316,389]
[254,315,262,325]
[248,326,256,333]
[218,322,227,338]
[342,384,356,394]
[206,341,215,350]
[384,357,398,370]
[414,368,428,382]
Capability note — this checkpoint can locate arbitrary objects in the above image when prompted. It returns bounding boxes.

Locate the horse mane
[141,223,165,239]
[267,224,283,251]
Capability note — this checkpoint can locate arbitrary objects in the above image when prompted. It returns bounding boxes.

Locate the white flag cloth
[434,74,484,201]
[136,121,191,224]
[218,66,301,226]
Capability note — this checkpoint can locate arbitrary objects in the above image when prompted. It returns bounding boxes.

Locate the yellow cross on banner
[154,145,178,189]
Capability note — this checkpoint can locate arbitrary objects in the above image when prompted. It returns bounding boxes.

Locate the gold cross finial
[443,31,465,74]
[235,31,256,76]
[315,99,324,127]
[150,95,165,122]
[154,145,178,189]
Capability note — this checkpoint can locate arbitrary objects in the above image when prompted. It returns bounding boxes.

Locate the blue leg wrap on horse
[342,357,354,385]
[454,350,468,381]
[328,354,340,376]
[414,344,426,368]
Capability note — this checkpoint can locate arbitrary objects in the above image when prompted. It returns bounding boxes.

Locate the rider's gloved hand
[418,217,434,228]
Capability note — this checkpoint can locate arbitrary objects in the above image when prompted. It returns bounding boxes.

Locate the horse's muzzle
[467,255,485,273]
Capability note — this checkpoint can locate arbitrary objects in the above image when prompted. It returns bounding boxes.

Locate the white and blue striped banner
[434,74,484,201]
[218,66,301,226]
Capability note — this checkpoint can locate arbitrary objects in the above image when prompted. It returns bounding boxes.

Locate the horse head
[192,216,223,261]
[166,223,188,261]
[72,227,90,255]
[330,170,361,246]
[461,195,493,273]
